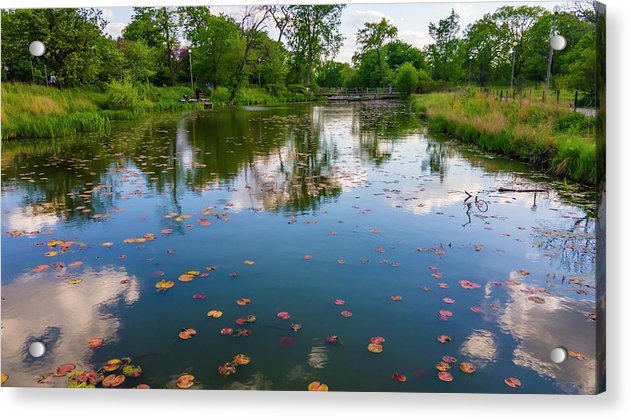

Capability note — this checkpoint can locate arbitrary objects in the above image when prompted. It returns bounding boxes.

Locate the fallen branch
[498,187,548,193]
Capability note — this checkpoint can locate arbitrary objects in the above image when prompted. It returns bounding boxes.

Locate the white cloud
[104,22,127,39]
[100,7,116,21]
[398,29,433,49]
[349,9,395,25]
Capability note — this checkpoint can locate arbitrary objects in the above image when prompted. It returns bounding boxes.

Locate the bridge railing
[315,87,400,96]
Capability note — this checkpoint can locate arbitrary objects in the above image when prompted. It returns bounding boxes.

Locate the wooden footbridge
[314,88,402,101]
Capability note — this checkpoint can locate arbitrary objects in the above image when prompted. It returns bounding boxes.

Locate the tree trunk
[377,49,383,88]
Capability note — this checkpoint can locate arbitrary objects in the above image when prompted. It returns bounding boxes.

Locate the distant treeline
[1,3,597,101]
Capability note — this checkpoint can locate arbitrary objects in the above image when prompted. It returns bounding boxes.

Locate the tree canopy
[1,4,598,98]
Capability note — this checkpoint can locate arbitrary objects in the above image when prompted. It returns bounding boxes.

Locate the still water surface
[1,102,596,393]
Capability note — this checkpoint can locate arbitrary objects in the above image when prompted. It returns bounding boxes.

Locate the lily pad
[391,372,407,383]
[460,362,476,373]
[277,311,291,320]
[435,361,451,371]
[504,377,522,388]
[438,372,453,382]
[207,310,223,318]
[176,374,195,389]
[88,338,104,349]
[102,374,125,388]
[178,327,197,340]
[308,381,329,391]
[55,363,76,376]
[367,343,383,353]
[218,363,237,376]
[233,354,251,365]
[155,279,174,291]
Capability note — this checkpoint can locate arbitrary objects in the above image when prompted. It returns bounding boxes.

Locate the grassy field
[472,85,597,108]
[1,82,319,140]
[411,90,597,185]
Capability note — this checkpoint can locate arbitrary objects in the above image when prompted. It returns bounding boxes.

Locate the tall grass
[2,83,110,140]
[2,82,321,140]
[411,90,597,184]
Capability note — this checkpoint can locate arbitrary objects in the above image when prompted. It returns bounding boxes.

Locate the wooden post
[574,90,578,112]
[556,89,560,104]
[500,90,503,102]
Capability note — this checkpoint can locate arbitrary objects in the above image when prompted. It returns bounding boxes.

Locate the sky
[99,1,563,63]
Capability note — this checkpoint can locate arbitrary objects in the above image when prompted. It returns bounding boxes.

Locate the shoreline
[410,91,597,186]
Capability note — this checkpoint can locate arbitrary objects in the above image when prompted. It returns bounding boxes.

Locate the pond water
[1,102,597,393]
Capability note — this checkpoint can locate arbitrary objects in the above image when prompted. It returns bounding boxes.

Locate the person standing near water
[48,74,56,87]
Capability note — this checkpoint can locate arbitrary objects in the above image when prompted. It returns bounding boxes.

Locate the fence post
[500,90,503,102]
[556,89,560,104]
[574,90,578,112]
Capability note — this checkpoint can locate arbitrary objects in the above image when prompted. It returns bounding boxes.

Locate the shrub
[554,112,595,135]
[106,79,143,111]
[395,63,419,97]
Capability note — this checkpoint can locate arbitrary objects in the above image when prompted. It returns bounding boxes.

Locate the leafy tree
[180,8,244,87]
[520,11,591,85]
[117,39,158,84]
[490,6,545,87]
[384,41,426,71]
[124,7,181,86]
[356,18,398,87]
[395,62,419,96]
[228,6,270,103]
[1,8,114,87]
[353,49,385,88]
[463,15,503,85]
[249,32,288,87]
[427,9,463,81]
[316,61,350,88]
[286,5,345,86]
[341,65,360,89]
[557,29,596,97]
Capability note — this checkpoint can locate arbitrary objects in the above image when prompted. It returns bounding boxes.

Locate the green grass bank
[1,82,319,140]
[410,90,597,185]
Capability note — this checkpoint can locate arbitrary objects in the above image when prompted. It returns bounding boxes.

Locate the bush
[395,63,419,97]
[410,91,596,185]
[106,79,143,111]
[554,112,595,135]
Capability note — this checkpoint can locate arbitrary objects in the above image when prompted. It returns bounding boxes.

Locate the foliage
[180,11,244,88]
[286,5,345,85]
[123,7,181,86]
[106,78,144,111]
[1,8,115,87]
[1,5,599,99]
[385,41,426,71]
[411,91,596,184]
[356,18,398,87]
[395,63,419,96]
[426,9,464,81]
[316,61,351,88]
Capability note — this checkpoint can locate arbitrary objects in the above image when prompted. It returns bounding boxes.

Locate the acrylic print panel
[0,1,605,394]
